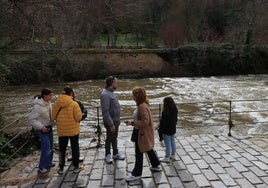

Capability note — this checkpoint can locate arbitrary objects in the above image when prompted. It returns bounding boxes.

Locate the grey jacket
[100,88,120,126]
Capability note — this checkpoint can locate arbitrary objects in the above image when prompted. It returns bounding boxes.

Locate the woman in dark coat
[159,97,178,163]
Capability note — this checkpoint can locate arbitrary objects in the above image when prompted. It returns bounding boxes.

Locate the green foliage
[0,107,3,125]
[7,57,42,85]
[0,37,15,86]
[207,9,227,35]
[91,34,151,48]
[0,131,39,171]
[156,48,178,65]
[0,63,10,85]
[157,44,268,76]
[1,45,268,85]
[0,133,17,170]
[3,50,75,85]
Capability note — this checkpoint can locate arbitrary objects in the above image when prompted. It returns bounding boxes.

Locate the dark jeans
[132,141,160,176]
[58,134,80,169]
[104,121,120,156]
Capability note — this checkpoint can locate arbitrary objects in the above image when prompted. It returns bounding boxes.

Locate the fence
[90,99,268,145]
[1,99,268,168]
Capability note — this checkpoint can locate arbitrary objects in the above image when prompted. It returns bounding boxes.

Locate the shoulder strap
[55,107,62,120]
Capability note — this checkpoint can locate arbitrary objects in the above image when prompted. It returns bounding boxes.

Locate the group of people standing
[28,86,84,174]
[27,76,178,183]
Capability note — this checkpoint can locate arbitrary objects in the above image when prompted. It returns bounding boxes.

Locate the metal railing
[1,99,268,164]
[0,115,30,169]
[91,99,268,145]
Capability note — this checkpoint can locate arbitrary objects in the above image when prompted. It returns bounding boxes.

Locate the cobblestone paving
[2,128,268,188]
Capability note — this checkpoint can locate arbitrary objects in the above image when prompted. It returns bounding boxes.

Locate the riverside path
[1,125,268,188]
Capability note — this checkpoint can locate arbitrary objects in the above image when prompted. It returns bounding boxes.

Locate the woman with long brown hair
[125,87,161,182]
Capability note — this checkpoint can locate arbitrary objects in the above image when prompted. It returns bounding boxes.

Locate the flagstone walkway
[1,127,268,188]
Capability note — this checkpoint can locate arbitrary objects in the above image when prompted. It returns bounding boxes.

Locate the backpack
[75,100,87,121]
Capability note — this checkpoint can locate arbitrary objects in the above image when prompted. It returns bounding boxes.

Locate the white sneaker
[161,157,170,163]
[38,168,48,174]
[113,153,125,160]
[106,154,113,164]
[125,175,141,182]
[170,155,176,161]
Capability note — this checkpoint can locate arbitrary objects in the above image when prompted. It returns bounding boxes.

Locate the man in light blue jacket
[100,76,125,164]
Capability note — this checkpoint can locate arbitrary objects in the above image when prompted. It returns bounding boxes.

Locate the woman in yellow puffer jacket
[52,86,82,174]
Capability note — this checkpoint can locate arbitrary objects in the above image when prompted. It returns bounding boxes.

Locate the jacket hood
[56,94,73,108]
[33,97,49,107]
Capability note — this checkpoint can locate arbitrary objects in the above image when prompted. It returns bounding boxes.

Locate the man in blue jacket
[100,76,125,164]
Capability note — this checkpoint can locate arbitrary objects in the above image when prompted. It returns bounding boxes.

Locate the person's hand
[110,125,115,133]
[41,126,49,133]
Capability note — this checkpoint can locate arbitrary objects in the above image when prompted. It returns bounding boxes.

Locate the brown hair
[132,87,149,106]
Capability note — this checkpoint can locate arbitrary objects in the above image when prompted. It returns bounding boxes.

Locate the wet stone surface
[1,128,268,188]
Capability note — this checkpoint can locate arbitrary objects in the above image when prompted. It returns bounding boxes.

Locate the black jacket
[159,109,177,141]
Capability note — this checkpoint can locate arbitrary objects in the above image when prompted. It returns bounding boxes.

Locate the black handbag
[131,128,139,142]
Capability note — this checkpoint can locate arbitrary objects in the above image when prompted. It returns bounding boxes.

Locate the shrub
[0,131,39,172]
[7,57,42,85]
[157,44,268,76]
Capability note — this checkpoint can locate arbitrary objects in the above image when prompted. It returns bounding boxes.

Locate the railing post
[96,106,102,147]
[159,103,162,123]
[228,101,234,136]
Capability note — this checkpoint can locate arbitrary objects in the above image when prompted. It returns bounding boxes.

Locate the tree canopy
[0,0,267,49]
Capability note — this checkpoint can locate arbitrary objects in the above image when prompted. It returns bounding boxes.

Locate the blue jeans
[36,130,53,169]
[163,134,176,157]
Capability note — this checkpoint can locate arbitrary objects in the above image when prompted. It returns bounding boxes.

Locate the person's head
[163,96,177,113]
[132,87,149,106]
[106,76,118,90]
[40,88,53,102]
[62,86,74,98]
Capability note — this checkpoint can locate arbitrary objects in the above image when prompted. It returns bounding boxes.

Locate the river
[0,75,268,137]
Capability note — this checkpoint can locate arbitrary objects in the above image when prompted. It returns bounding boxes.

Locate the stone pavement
[1,127,268,188]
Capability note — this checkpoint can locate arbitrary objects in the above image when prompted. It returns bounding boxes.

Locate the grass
[91,34,162,47]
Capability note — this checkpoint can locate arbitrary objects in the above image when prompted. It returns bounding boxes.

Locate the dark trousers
[58,134,79,169]
[132,141,160,176]
[105,121,120,156]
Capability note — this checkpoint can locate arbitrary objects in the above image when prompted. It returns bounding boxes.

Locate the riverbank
[0,44,267,86]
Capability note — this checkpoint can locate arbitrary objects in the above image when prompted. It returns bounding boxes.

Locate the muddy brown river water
[0,75,267,137]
